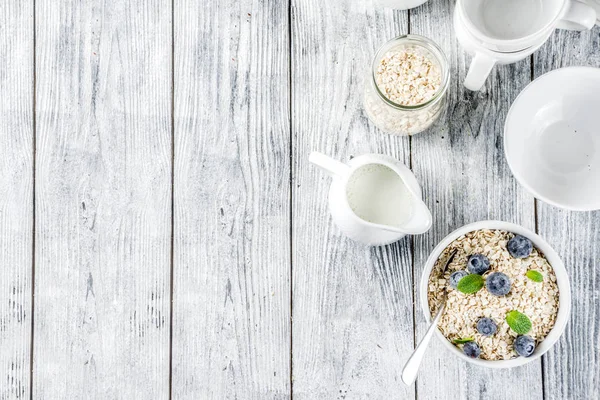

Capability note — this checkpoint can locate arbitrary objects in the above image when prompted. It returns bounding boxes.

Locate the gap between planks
[168,0,176,398]
[288,0,294,397]
[29,0,37,398]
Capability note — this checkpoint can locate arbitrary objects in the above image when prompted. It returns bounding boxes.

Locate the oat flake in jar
[364,35,449,136]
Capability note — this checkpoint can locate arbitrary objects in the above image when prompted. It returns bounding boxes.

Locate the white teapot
[310,152,432,246]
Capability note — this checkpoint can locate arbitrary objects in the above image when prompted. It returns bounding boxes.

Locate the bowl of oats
[419,220,571,367]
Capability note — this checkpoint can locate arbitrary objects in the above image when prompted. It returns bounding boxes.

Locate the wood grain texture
[0,1,597,398]
[33,1,172,398]
[291,1,415,398]
[534,25,600,400]
[171,0,291,398]
[410,0,543,398]
[0,1,34,399]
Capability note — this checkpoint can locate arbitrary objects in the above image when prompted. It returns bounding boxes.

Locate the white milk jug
[310,152,432,246]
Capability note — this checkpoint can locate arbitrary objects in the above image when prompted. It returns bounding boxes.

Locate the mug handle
[464,52,497,91]
[556,0,596,31]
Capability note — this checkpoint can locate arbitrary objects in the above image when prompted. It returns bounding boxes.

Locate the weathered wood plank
[291,1,414,398]
[410,0,543,398]
[0,1,34,399]
[534,25,600,400]
[33,1,172,397]
[171,0,291,398]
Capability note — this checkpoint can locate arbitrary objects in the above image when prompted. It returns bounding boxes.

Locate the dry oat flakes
[427,229,559,360]
[363,37,448,136]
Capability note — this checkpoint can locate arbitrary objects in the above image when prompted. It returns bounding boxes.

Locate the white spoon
[401,250,457,386]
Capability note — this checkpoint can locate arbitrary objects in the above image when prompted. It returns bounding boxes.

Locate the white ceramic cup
[419,220,571,368]
[374,0,428,10]
[456,0,597,90]
[454,10,550,91]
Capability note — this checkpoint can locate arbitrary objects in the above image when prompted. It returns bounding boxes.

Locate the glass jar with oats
[364,35,449,136]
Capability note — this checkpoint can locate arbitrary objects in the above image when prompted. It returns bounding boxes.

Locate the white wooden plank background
[33,0,172,398]
[291,1,415,398]
[410,0,544,399]
[535,27,600,400]
[172,0,291,398]
[0,1,33,399]
[0,0,598,399]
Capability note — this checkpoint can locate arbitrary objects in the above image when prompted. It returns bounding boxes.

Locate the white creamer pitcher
[310,152,432,246]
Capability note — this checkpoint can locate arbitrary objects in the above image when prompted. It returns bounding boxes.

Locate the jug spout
[309,152,350,179]
[381,198,432,235]
[404,198,433,234]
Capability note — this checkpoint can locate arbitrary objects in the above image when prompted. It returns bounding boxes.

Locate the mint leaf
[526,270,543,283]
[452,337,474,344]
[506,310,532,334]
[457,274,484,294]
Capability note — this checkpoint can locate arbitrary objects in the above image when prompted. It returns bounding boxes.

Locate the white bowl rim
[419,220,571,368]
[504,66,600,212]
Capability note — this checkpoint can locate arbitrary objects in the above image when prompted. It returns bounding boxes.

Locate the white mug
[456,0,597,90]
[373,0,428,10]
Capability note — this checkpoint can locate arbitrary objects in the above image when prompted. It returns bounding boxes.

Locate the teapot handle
[309,152,350,179]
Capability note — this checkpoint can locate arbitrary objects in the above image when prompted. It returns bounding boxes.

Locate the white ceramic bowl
[419,220,571,368]
[504,67,600,211]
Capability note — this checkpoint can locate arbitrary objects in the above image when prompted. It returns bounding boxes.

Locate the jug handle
[309,152,350,179]
[556,1,596,31]
[464,52,497,91]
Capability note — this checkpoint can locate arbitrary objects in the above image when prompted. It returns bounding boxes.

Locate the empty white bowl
[504,66,600,211]
[419,220,571,368]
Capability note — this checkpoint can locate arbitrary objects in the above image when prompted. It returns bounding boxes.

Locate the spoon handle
[401,304,445,386]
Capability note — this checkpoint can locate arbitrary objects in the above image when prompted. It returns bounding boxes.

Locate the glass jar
[363,35,450,136]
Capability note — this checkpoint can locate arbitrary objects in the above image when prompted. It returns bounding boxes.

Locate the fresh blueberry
[486,272,511,296]
[477,318,497,336]
[467,254,490,275]
[463,341,481,358]
[507,235,533,259]
[514,335,536,357]
[450,270,469,289]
